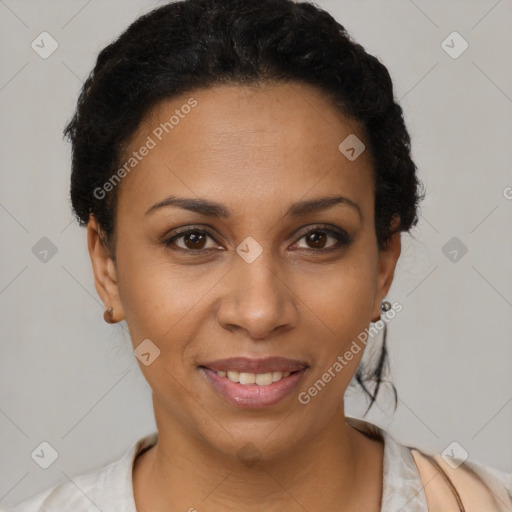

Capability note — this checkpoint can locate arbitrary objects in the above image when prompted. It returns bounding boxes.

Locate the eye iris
[184,232,206,249]
[307,231,327,249]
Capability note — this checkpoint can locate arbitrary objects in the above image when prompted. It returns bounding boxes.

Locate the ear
[371,215,402,322]
[87,215,125,323]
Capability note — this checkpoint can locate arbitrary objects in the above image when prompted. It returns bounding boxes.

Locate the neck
[133,406,384,512]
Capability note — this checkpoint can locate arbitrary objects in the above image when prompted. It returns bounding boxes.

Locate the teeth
[239,372,256,385]
[216,370,294,385]
[227,370,239,382]
[255,372,273,386]
[272,371,283,382]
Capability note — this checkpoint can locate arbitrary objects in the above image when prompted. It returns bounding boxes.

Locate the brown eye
[181,231,207,249]
[162,225,352,255]
[305,231,328,249]
[163,229,218,251]
[294,226,353,252]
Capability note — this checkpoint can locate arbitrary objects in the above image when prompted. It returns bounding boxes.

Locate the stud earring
[381,300,392,312]
[103,307,115,324]
[372,300,392,323]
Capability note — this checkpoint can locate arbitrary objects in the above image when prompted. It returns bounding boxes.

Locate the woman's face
[88,82,400,459]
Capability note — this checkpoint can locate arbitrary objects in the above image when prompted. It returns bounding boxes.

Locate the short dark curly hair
[64,0,425,414]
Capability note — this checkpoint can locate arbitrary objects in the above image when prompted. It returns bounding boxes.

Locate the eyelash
[161,224,353,255]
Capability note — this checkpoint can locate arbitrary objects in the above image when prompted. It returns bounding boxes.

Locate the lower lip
[200,367,307,409]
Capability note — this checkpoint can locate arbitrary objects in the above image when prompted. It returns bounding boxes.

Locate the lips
[198,356,309,408]
[199,356,308,374]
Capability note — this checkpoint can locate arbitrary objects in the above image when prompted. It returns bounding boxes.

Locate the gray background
[1,0,511,507]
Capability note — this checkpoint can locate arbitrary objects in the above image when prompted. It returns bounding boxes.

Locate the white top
[3,419,511,511]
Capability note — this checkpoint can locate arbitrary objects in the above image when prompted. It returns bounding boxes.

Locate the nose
[215,252,299,340]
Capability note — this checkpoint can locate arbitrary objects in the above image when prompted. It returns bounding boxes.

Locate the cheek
[301,252,377,382]
[115,243,177,338]
[116,243,219,351]
[313,256,376,333]
[116,257,201,405]
[296,283,375,410]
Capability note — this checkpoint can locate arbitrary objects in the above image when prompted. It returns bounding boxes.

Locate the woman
[5,0,511,510]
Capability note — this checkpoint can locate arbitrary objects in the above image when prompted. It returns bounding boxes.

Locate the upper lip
[200,357,308,374]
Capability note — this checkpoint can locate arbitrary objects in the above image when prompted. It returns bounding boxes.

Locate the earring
[103,307,115,324]
[381,300,392,312]
[372,300,392,322]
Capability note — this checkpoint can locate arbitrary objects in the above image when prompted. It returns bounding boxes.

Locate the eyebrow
[144,195,362,220]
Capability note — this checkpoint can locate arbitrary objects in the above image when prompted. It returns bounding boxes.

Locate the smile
[198,356,309,408]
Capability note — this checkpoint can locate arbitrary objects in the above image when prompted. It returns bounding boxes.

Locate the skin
[87,82,401,511]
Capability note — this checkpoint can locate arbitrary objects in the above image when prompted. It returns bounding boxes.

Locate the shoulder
[1,433,157,512]
[1,473,110,512]
[410,447,512,512]
[346,417,512,512]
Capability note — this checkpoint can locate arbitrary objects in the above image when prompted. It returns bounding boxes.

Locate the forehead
[116,82,374,219]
